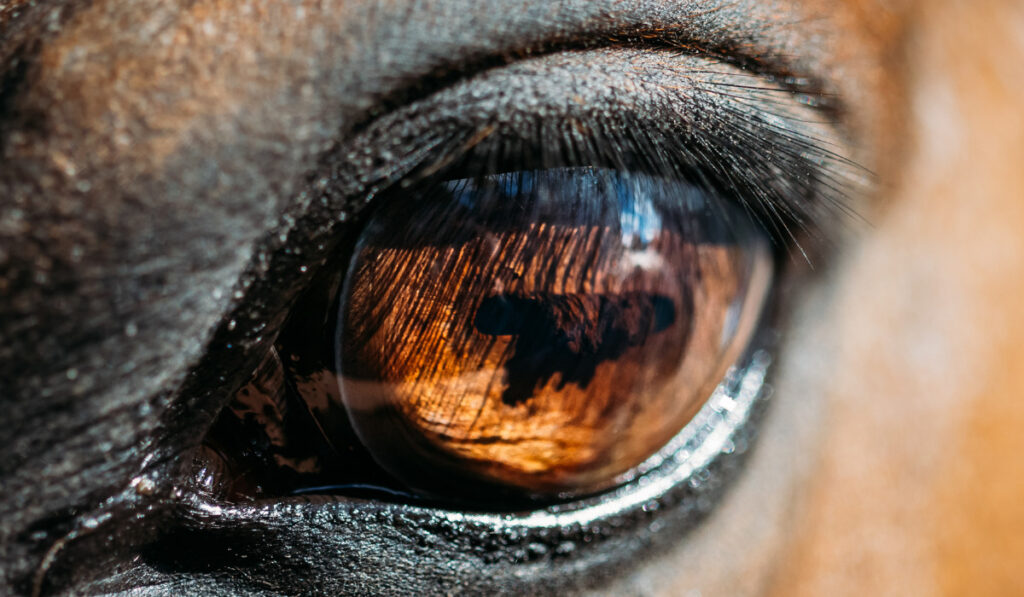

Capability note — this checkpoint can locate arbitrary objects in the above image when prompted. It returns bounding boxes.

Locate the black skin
[0,1,865,594]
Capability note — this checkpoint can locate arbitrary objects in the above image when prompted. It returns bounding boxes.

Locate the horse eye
[190,46,861,510]
[198,166,771,504]
[335,168,770,498]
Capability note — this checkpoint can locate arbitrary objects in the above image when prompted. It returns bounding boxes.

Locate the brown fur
[773,1,1024,594]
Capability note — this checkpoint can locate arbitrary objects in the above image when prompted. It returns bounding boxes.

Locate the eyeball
[327,168,772,499]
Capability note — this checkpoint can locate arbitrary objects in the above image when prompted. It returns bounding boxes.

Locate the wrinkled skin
[2,0,1023,595]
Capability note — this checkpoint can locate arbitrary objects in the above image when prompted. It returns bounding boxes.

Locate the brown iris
[329,169,772,497]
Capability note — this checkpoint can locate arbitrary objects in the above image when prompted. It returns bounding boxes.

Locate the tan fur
[771,1,1024,594]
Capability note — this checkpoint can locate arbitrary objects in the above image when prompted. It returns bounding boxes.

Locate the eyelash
[312,49,864,261]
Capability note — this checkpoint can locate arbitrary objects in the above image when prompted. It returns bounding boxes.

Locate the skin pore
[2,0,1023,595]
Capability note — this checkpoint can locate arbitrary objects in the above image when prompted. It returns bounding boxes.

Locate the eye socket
[196,165,772,505]
[332,167,771,499]
[191,47,863,517]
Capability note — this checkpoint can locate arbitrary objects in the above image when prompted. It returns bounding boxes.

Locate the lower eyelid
[164,340,774,594]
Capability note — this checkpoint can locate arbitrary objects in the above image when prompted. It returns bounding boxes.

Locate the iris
[330,168,772,498]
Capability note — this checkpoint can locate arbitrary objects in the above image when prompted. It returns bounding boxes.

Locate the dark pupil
[474,292,680,404]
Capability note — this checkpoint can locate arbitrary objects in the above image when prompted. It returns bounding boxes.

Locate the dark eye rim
[154,331,776,595]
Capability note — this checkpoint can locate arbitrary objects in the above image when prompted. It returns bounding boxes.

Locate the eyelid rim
[161,337,775,596]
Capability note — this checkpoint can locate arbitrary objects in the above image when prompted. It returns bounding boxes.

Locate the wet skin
[2,0,1024,595]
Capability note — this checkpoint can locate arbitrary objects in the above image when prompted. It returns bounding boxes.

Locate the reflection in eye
[197,167,772,504]
[336,168,771,497]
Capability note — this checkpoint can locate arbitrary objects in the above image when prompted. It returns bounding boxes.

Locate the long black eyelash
[387,101,866,267]
[322,54,869,271]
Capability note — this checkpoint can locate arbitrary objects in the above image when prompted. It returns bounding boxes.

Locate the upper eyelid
[0,0,837,131]
[317,48,862,250]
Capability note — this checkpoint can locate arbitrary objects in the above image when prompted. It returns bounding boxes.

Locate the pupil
[473,292,681,405]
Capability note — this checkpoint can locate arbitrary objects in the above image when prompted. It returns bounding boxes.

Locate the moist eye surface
[197,166,772,504]
[334,167,771,498]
